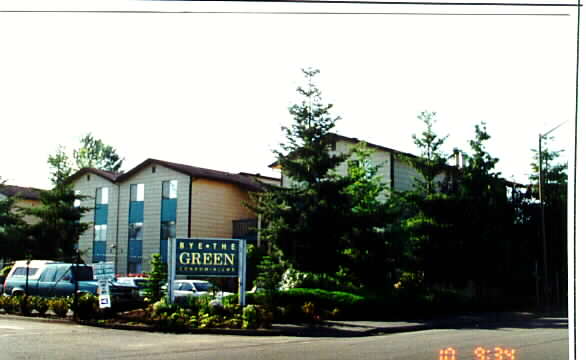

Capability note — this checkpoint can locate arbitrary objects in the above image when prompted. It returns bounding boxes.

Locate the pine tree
[252,68,353,274]
[0,179,28,261]
[24,184,89,260]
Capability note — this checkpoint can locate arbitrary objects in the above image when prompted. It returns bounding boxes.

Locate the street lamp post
[538,121,566,312]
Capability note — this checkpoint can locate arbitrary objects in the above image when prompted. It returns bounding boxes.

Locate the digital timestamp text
[439,347,517,360]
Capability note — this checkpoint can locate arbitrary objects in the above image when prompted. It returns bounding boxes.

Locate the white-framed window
[130,184,144,202]
[73,190,81,208]
[94,224,107,241]
[96,187,109,205]
[162,180,178,200]
[129,222,144,241]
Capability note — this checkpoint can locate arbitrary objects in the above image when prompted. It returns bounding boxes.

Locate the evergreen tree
[407,111,450,195]
[397,112,451,283]
[0,179,28,261]
[48,146,73,186]
[252,68,352,274]
[252,69,400,287]
[529,135,567,308]
[23,184,89,260]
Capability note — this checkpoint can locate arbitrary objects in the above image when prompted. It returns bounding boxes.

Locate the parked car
[113,277,149,297]
[170,280,233,303]
[2,260,135,305]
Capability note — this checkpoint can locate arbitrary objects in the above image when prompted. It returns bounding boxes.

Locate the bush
[242,305,259,329]
[273,288,366,320]
[49,297,70,317]
[31,296,50,316]
[281,269,360,293]
[18,296,34,316]
[0,296,6,312]
[0,296,21,315]
[143,254,167,304]
[73,293,99,320]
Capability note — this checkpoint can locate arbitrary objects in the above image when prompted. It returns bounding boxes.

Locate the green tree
[144,254,167,303]
[0,179,28,261]
[397,112,451,283]
[48,134,124,187]
[48,146,74,186]
[451,123,513,290]
[252,69,399,288]
[73,133,124,172]
[529,135,567,309]
[339,144,399,287]
[251,68,352,274]
[406,111,450,195]
[23,184,89,260]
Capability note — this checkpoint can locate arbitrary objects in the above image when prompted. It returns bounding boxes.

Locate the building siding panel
[190,178,255,239]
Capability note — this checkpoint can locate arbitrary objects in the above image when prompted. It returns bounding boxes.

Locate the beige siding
[117,166,190,274]
[13,199,41,225]
[279,138,438,194]
[72,175,117,265]
[190,178,255,239]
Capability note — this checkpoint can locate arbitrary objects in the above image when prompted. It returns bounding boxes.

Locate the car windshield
[194,282,212,292]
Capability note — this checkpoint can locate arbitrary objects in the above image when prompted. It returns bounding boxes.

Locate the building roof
[0,185,43,200]
[269,132,418,168]
[68,159,266,192]
[238,172,280,182]
[119,159,266,192]
[67,168,121,183]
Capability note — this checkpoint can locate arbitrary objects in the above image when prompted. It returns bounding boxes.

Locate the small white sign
[99,294,111,309]
[93,262,115,281]
[97,279,110,296]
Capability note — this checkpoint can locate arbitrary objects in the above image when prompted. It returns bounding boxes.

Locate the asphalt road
[0,317,568,360]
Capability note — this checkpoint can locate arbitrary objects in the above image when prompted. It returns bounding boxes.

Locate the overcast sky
[0,0,577,189]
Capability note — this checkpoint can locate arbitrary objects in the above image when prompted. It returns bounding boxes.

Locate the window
[12,267,39,277]
[179,283,194,291]
[162,180,178,199]
[128,262,142,274]
[96,187,109,205]
[161,221,176,241]
[129,223,144,241]
[94,224,107,241]
[74,190,81,208]
[130,184,144,202]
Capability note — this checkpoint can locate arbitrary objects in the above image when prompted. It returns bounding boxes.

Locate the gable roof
[108,159,265,192]
[67,168,121,183]
[0,185,43,200]
[269,132,418,168]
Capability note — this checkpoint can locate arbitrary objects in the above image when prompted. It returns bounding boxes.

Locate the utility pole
[538,121,566,312]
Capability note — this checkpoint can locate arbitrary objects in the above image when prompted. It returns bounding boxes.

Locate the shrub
[49,297,70,318]
[242,305,259,329]
[0,296,7,312]
[273,288,366,320]
[143,254,167,304]
[301,301,320,323]
[5,296,20,314]
[18,296,34,316]
[281,269,360,293]
[198,313,222,329]
[73,293,99,320]
[31,296,50,316]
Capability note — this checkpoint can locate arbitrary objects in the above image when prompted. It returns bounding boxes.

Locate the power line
[0,9,570,15]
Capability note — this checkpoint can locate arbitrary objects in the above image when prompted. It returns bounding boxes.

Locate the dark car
[2,260,135,304]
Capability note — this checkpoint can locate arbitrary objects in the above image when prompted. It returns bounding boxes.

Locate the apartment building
[69,159,273,275]
[271,133,452,192]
